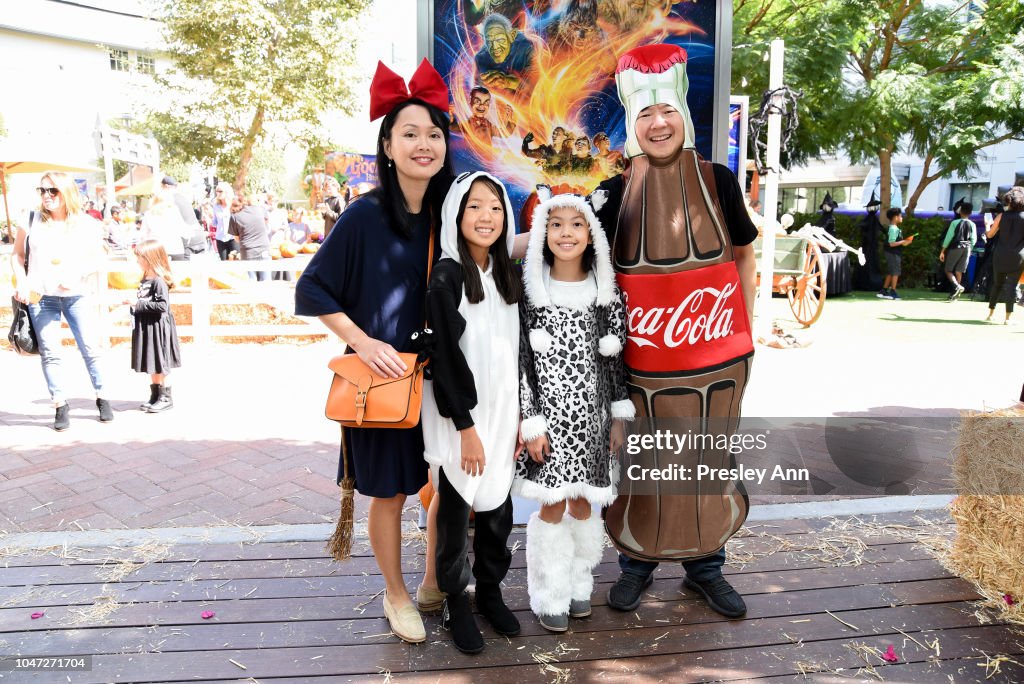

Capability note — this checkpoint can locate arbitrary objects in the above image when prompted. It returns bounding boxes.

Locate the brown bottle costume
[600,44,755,563]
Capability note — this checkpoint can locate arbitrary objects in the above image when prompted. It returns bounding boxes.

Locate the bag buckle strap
[355,376,372,426]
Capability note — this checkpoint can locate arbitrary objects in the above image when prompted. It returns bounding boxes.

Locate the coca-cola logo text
[625,284,737,350]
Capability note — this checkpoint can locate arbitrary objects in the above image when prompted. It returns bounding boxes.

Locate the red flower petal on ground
[30,612,44,619]
[201,611,215,619]
[1003,594,1015,606]
[882,645,898,662]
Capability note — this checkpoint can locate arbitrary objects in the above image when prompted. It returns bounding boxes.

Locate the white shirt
[27,214,106,296]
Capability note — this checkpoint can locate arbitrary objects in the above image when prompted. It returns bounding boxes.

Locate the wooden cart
[753,235,826,327]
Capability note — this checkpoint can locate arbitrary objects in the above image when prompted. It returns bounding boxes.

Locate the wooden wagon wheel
[787,240,826,326]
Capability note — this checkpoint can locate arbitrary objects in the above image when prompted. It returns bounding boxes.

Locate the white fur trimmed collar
[523,188,614,309]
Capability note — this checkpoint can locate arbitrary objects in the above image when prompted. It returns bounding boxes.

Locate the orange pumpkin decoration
[301,242,320,254]
[270,248,282,260]
[418,473,434,511]
[417,472,472,520]
[279,241,299,258]
[108,271,142,290]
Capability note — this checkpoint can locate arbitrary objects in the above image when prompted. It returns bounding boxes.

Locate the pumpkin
[270,248,282,260]
[279,241,299,258]
[308,230,324,242]
[418,473,472,519]
[301,242,319,254]
[108,270,142,290]
[418,473,434,511]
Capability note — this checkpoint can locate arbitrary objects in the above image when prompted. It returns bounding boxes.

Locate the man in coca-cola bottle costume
[594,44,758,618]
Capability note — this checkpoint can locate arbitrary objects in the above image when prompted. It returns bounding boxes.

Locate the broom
[327,425,356,561]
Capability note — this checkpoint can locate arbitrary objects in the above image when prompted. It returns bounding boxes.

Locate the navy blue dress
[295,194,432,498]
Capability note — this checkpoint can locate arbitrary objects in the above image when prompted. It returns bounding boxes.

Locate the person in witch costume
[516,186,633,632]
[295,59,454,644]
[592,43,759,619]
[815,192,839,236]
[853,192,885,292]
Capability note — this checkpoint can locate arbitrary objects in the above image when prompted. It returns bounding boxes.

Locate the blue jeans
[618,547,726,583]
[28,295,107,403]
[243,249,270,282]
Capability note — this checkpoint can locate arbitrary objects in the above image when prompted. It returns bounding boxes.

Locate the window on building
[775,185,863,215]
[109,49,130,72]
[136,55,155,75]
[949,183,988,210]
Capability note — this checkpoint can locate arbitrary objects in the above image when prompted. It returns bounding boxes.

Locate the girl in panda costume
[515,186,634,632]
[422,171,523,654]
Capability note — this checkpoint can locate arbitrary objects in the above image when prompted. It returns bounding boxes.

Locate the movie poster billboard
[324,152,378,188]
[727,95,748,180]
[430,1,725,220]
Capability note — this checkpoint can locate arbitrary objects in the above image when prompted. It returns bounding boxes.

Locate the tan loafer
[416,584,446,613]
[383,592,426,644]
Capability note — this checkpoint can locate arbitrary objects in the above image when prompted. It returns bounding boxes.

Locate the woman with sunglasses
[11,171,113,431]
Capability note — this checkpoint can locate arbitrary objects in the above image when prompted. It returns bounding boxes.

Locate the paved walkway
[1,341,344,534]
[1,290,1021,537]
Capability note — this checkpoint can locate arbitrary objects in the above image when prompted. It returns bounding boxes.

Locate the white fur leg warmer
[566,514,607,601]
[526,512,573,617]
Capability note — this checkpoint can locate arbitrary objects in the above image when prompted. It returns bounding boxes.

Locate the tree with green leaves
[151,0,371,193]
[733,0,1024,216]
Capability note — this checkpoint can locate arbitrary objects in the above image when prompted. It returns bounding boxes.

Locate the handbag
[9,298,39,356]
[8,230,39,356]
[324,225,434,429]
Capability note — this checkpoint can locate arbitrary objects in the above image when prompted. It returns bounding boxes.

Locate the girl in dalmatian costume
[515,186,635,632]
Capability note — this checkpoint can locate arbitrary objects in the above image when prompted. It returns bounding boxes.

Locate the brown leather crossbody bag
[324,225,433,429]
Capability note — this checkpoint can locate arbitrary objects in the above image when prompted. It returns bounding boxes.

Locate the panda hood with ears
[439,171,516,264]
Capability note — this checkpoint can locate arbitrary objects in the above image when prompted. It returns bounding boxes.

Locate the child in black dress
[125,239,181,412]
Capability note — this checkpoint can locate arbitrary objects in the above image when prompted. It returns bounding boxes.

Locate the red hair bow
[369,59,449,121]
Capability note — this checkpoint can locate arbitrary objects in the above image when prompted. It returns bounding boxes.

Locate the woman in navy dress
[295,60,454,643]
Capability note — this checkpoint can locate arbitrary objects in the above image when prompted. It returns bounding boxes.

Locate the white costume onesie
[421,171,520,512]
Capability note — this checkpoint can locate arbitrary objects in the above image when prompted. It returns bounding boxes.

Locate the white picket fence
[94,254,330,346]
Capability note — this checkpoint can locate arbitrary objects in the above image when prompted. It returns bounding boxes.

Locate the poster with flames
[432,0,722,220]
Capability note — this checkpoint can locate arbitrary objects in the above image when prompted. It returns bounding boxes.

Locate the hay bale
[948,407,1024,626]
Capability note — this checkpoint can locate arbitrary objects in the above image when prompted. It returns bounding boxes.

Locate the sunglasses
[37,187,60,198]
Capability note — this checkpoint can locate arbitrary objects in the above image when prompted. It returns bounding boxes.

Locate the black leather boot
[96,398,114,422]
[54,403,70,431]
[140,383,160,411]
[146,386,173,413]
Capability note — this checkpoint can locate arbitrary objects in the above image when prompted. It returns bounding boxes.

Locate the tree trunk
[878,146,893,224]
[234,103,266,196]
[905,153,940,217]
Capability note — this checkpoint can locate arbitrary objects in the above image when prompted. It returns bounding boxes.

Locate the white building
[771,138,1024,216]
[0,0,416,215]
[0,0,168,215]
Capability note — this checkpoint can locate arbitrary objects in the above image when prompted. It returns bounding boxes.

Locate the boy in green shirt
[939,201,976,300]
[879,207,913,300]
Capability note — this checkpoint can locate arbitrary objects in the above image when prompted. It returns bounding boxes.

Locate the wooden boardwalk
[1,510,1022,682]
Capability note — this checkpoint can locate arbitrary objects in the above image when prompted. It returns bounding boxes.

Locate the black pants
[988,266,1024,313]
[217,238,239,260]
[435,467,513,597]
